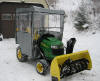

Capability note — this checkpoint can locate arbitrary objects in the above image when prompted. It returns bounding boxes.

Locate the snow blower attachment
[50,50,92,81]
[16,7,92,81]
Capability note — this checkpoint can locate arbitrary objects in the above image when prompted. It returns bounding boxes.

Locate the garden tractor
[16,6,92,81]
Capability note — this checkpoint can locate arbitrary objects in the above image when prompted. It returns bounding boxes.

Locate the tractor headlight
[51,45,64,49]
[51,45,58,49]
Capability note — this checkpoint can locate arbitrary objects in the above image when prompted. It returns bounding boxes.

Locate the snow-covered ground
[0,31,100,81]
[0,39,51,81]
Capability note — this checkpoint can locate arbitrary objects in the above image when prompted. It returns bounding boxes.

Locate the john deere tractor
[16,7,92,81]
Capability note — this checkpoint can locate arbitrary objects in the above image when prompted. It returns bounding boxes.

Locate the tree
[74,6,89,30]
[74,0,95,30]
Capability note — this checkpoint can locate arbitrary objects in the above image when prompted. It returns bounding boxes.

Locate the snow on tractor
[15,6,92,81]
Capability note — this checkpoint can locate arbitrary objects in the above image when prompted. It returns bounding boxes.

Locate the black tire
[16,47,28,62]
[36,59,49,75]
[52,76,58,81]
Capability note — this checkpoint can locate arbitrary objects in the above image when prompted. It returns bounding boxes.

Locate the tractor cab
[16,6,65,59]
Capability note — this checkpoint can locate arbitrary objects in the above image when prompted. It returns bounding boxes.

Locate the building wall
[0,0,48,38]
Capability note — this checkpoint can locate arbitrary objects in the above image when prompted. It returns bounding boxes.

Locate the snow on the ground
[0,39,51,81]
[0,31,100,81]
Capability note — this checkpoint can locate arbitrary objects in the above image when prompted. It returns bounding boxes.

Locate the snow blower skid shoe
[50,50,92,81]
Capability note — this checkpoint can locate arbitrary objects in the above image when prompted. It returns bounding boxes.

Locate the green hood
[47,37,63,46]
[40,37,64,60]
[41,37,63,47]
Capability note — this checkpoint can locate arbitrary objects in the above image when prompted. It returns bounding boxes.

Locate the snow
[0,39,51,81]
[0,0,100,81]
[56,0,81,11]
[82,24,89,28]
[0,33,3,40]
[0,32,100,81]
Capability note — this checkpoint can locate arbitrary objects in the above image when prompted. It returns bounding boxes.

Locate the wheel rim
[17,49,22,59]
[36,62,43,73]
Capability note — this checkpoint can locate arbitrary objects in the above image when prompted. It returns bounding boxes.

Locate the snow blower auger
[16,6,92,81]
[50,50,92,81]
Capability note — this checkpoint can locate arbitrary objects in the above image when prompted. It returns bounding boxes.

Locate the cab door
[16,12,32,57]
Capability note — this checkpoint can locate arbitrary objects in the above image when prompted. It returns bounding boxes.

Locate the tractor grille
[52,48,64,55]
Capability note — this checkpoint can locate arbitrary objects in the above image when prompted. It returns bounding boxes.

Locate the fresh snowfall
[0,0,100,81]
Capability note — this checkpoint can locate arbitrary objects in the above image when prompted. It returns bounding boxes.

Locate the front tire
[16,47,28,62]
[36,59,49,75]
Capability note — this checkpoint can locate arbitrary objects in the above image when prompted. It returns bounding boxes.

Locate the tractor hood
[40,37,64,49]
[42,37,63,47]
[47,37,63,46]
[40,37,64,60]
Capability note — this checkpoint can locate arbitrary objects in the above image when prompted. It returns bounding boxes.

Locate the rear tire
[36,59,49,75]
[16,47,28,62]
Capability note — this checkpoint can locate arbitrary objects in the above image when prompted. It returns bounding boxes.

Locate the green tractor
[16,6,92,81]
